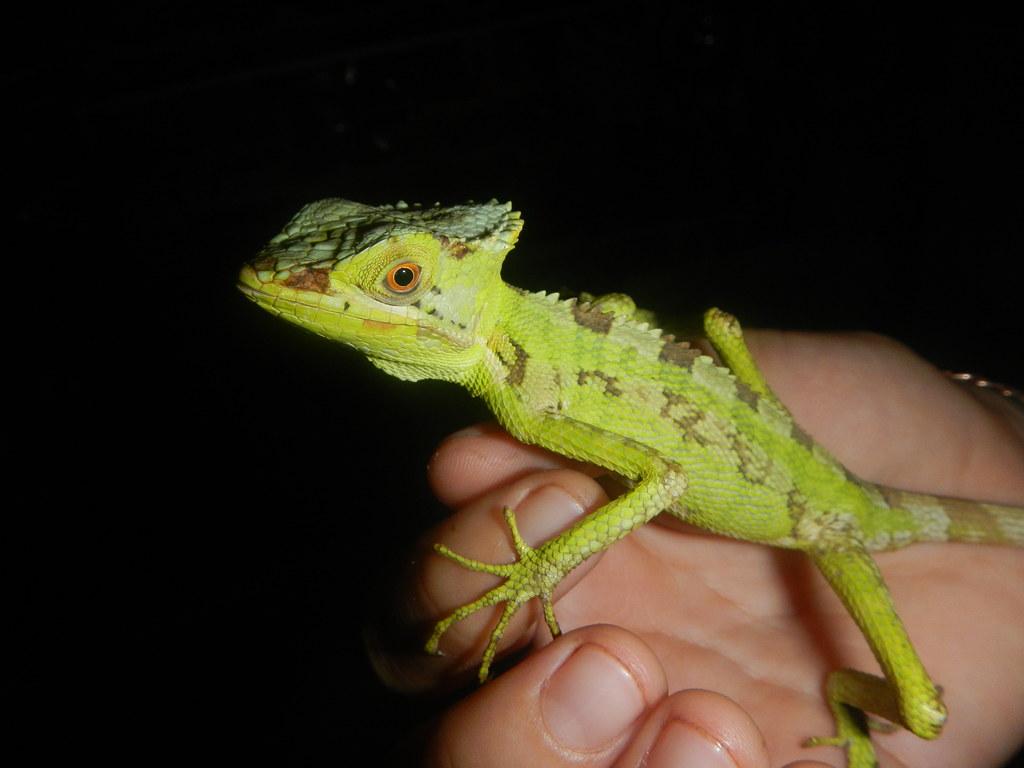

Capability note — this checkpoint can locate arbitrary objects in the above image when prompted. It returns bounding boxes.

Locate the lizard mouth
[236,281,266,301]
[237,264,342,315]
[237,264,334,309]
[236,264,420,332]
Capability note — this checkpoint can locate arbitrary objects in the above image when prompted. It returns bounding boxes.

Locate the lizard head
[238,198,522,381]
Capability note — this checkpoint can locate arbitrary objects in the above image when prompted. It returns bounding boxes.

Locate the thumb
[428,625,777,768]
[428,625,665,767]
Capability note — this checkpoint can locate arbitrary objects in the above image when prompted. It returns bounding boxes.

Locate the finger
[613,688,773,768]
[428,423,599,508]
[429,625,668,768]
[431,625,778,768]
[372,466,608,691]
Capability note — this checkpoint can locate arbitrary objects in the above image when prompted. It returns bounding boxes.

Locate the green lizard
[238,198,1024,767]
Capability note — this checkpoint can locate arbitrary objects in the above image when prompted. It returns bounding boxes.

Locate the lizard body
[239,198,1024,767]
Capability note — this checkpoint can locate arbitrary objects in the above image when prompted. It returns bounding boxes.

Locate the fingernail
[517,485,585,543]
[646,720,739,768]
[541,644,645,750]
[448,425,486,438]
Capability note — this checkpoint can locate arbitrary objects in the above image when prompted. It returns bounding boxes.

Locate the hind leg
[805,546,946,767]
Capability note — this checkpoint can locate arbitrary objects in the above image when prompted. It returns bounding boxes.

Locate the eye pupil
[385,262,422,293]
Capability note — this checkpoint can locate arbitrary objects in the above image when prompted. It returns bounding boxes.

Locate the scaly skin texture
[239,198,1024,767]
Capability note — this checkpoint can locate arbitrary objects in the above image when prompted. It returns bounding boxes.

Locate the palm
[415,330,1024,767]
[549,511,1023,766]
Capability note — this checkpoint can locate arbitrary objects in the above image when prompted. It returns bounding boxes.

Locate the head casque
[238,198,522,381]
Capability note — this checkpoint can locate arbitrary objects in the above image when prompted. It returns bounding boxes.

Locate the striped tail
[879,487,1024,546]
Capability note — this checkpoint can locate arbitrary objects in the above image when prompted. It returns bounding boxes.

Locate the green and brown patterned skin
[238,198,1024,768]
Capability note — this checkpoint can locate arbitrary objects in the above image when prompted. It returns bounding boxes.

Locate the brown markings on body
[790,424,816,451]
[501,337,529,386]
[577,370,623,397]
[661,390,706,444]
[844,465,869,489]
[284,267,330,293]
[878,486,911,511]
[879,489,997,542]
[787,489,808,513]
[925,496,997,540]
[734,434,770,485]
[735,381,761,409]
[786,490,812,537]
[572,302,614,334]
[659,337,700,368]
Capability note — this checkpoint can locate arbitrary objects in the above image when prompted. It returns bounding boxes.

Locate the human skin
[370,330,1024,768]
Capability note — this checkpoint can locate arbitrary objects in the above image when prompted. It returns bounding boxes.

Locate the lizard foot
[804,666,944,767]
[425,506,566,682]
[804,730,878,768]
[803,694,879,768]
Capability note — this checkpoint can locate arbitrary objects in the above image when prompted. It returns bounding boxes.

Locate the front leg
[426,421,687,681]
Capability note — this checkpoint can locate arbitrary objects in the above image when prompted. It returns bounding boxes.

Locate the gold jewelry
[946,371,1024,407]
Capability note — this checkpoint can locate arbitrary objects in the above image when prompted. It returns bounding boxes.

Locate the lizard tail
[879,487,1024,546]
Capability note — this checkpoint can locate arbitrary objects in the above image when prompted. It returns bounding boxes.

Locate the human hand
[372,330,1024,767]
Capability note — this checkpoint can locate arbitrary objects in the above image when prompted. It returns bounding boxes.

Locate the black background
[11,3,1023,765]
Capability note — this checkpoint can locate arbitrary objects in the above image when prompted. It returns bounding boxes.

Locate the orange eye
[385,262,421,293]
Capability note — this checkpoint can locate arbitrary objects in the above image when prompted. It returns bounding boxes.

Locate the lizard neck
[466,282,635,427]
[457,280,527,396]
